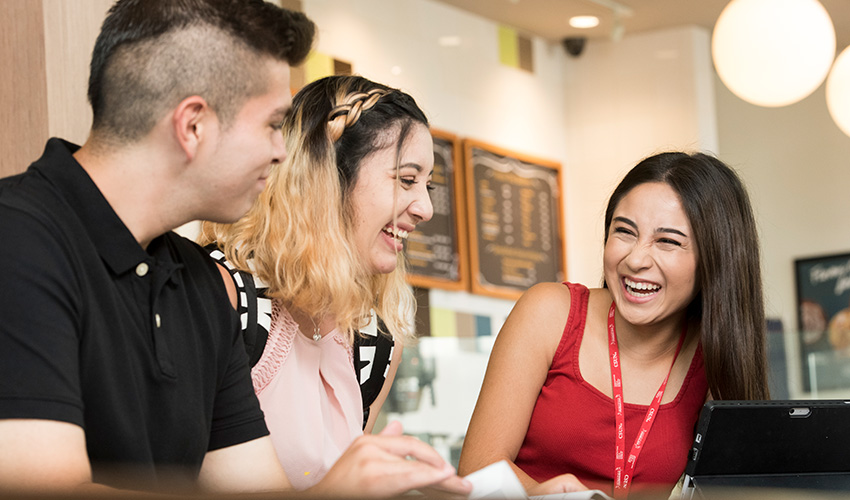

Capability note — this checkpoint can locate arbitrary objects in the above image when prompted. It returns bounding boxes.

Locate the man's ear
[173,96,212,161]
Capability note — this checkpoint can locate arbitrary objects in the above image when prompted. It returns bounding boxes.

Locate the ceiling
[432,0,850,52]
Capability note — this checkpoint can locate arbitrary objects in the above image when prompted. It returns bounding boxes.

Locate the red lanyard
[608,302,686,498]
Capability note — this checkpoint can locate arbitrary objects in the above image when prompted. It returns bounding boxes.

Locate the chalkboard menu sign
[464,140,565,300]
[405,130,469,291]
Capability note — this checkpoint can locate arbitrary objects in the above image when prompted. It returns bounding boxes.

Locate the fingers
[354,432,447,470]
[378,419,403,437]
[356,439,471,496]
[421,474,474,497]
[529,473,588,495]
[317,422,472,498]
[370,457,458,495]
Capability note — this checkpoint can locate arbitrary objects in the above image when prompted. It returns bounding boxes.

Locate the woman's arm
[458,282,586,494]
[363,343,403,434]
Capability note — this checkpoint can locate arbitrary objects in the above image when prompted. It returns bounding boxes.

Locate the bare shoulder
[516,281,573,311]
[496,282,575,359]
[508,282,573,328]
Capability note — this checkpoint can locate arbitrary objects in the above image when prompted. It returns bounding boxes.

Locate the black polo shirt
[0,139,269,491]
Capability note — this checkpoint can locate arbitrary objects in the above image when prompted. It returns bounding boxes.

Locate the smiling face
[199,59,292,223]
[603,181,699,328]
[349,122,434,275]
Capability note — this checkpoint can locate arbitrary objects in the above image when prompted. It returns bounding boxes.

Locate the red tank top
[514,283,708,495]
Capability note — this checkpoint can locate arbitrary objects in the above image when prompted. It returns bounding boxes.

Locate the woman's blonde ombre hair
[199,75,429,346]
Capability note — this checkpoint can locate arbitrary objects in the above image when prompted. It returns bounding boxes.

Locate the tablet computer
[681,400,850,499]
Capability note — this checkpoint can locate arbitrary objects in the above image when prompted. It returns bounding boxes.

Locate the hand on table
[527,473,589,496]
[308,420,472,498]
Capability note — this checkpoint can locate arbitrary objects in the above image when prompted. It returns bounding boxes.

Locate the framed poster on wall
[405,129,469,292]
[463,139,566,300]
[795,252,850,393]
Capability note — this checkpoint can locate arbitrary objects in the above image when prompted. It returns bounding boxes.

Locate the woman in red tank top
[459,152,770,498]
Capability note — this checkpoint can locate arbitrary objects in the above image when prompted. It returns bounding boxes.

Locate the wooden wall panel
[1,0,48,178]
[43,0,114,145]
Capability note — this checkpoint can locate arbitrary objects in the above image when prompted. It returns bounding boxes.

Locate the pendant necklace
[309,316,322,341]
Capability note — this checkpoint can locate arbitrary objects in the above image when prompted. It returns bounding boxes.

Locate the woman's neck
[613,311,690,364]
[286,303,334,340]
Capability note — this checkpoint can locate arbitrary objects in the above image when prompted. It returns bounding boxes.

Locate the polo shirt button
[155,313,161,328]
[135,262,149,277]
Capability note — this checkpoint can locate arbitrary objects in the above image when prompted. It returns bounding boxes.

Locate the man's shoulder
[161,231,215,263]
[0,174,76,247]
[0,140,78,223]
[160,231,228,289]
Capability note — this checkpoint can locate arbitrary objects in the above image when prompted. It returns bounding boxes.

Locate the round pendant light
[826,46,850,137]
[712,0,836,107]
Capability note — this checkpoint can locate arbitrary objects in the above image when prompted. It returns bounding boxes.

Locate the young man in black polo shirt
[0,0,470,496]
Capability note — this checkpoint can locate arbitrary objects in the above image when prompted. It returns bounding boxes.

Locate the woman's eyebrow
[613,216,637,229]
[656,227,688,237]
[399,163,434,176]
[614,216,688,237]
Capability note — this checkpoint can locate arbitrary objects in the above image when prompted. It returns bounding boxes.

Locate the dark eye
[658,238,682,247]
[426,183,435,192]
[613,226,635,237]
[400,177,416,187]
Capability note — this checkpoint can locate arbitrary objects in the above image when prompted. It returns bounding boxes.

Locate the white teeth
[624,278,660,294]
[383,226,409,240]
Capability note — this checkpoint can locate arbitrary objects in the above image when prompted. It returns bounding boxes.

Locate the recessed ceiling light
[438,35,462,47]
[569,15,599,29]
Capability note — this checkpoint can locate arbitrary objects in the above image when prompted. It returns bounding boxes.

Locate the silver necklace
[309,316,322,341]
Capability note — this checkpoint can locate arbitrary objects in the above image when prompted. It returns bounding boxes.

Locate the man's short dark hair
[88,0,314,142]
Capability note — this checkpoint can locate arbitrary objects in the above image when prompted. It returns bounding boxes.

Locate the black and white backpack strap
[354,318,395,428]
[206,246,272,366]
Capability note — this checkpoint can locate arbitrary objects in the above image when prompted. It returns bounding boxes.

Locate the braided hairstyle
[200,75,429,344]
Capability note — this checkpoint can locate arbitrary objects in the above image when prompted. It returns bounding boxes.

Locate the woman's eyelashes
[399,175,434,190]
[612,226,684,247]
[658,237,683,247]
[613,226,636,237]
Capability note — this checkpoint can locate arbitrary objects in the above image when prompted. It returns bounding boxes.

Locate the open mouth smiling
[624,277,661,298]
[382,225,409,241]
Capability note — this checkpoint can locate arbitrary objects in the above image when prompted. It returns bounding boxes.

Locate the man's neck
[73,136,186,250]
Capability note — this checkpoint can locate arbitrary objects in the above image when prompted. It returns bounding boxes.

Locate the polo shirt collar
[32,138,165,276]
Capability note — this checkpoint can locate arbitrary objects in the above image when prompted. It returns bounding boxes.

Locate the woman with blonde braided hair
[198,75,439,490]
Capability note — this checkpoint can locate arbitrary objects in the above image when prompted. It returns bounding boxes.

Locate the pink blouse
[251,300,363,490]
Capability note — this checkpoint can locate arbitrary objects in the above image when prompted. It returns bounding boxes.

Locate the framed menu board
[463,139,566,300]
[405,129,469,291]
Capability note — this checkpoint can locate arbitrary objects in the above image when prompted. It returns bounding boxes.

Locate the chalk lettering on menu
[468,144,564,298]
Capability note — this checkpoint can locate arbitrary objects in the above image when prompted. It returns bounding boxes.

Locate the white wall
[304,0,568,160]
[715,75,850,397]
[561,25,718,287]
